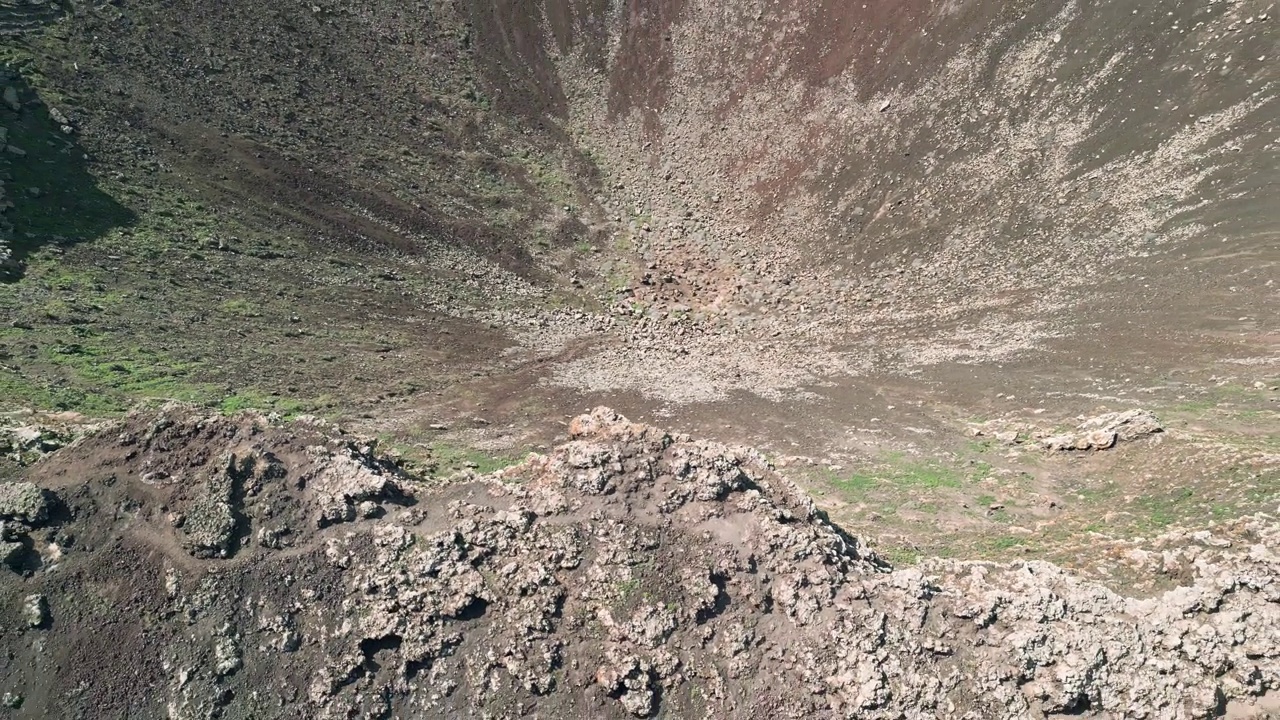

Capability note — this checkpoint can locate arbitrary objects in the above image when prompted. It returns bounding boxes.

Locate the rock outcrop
[0,406,1276,719]
[1042,409,1165,452]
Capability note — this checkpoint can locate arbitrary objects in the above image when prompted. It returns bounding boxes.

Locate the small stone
[214,635,242,676]
[621,688,654,716]
[4,145,26,158]
[2,87,19,112]
[22,594,49,628]
[212,687,233,707]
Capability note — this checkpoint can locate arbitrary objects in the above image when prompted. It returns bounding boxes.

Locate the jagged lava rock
[0,406,1276,720]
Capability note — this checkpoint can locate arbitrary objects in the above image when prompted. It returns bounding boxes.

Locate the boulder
[1042,410,1162,451]
[0,482,52,525]
[1078,409,1163,442]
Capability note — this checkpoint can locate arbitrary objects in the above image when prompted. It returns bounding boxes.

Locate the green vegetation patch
[219,298,262,318]
[828,453,988,496]
[428,441,522,476]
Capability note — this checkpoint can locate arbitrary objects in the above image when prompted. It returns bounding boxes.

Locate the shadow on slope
[0,68,135,281]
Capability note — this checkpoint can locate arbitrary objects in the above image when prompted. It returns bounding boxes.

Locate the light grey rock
[21,594,48,628]
[0,482,51,525]
[310,449,403,528]
[213,634,242,677]
[1042,409,1161,451]
[1078,409,1163,441]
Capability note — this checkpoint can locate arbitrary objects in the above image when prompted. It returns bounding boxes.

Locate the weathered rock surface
[2,421,79,463]
[1043,409,1164,452]
[0,406,1277,719]
[0,482,51,525]
[20,593,48,628]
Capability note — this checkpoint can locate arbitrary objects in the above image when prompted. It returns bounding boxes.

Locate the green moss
[826,453,979,498]
[965,439,994,454]
[880,546,922,566]
[616,578,640,598]
[0,367,55,411]
[829,472,877,494]
[985,535,1026,553]
[2,318,306,417]
[219,298,262,318]
[37,341,217,412]
[968,461,993,482]
[890,461,965,489]
[219,392,308,417]
[1134,487,1196,531]
[428,442,520,476]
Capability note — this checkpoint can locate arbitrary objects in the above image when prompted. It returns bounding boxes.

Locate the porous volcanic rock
[0,406,1277,719]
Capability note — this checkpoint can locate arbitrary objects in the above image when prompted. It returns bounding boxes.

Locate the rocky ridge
[1,406,1278,718]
